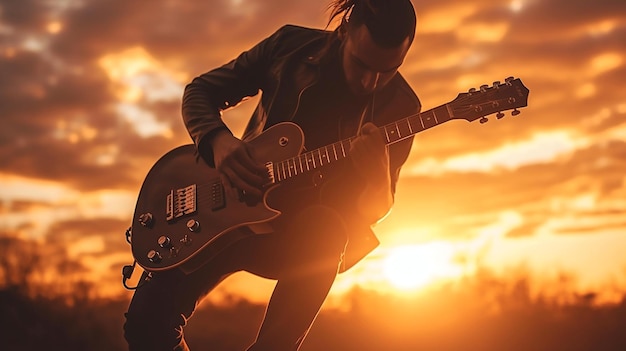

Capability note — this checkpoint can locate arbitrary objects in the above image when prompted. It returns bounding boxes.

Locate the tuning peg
[469,87,477,94]
[511,109,521,116]
[505,77,514,85]
[493,81,501,88]
[496,112,505,119]
[480,84,488,92]
[480,117,489,124]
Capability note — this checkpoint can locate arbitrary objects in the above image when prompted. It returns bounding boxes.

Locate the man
[124,0,420,350]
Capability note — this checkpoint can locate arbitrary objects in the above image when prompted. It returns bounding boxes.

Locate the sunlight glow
[115,103,173,139]
[382,243,463,290]
[589,52,623,76]
[98,46,187,103]
[54,118,99,143]
[408,131,586,174]
[406,50,486,72]
[509,0,524,13]
[0,173,73,203]
[0,173,136,239]
[419,4,477,33]
[456,22,509,43]
[586,20,618,37]
[575,83,597,99]
[482,230,626,302]
[67,236,105,257]
[46,21,63,34]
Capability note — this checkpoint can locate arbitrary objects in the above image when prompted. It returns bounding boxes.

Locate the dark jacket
[182,25,421,271]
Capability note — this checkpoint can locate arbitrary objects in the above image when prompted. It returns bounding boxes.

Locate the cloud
[1,0,625,298]
[386,138,626,242]
[45,217,132,255]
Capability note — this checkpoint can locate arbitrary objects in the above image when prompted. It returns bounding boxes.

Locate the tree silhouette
[1,234,625,351]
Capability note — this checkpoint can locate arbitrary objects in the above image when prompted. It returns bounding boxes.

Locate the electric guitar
[129,77,529,271]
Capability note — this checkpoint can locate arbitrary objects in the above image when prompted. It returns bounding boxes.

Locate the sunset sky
[1,0,625,305]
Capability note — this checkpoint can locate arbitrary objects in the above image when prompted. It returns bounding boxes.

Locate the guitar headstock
[450,77,529,123]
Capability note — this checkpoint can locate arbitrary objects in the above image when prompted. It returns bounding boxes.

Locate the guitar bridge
[166,184,197,221]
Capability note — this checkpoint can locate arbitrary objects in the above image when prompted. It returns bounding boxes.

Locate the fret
[421,110,438,129]
[408,115,422,134]
[292,158,298,175]
[281,161,286,180]
[385,123,401,143]
[287,159,293,178]
[395,118,412,141]
[445,103,455,119]
[268,96,473,184]
[434,105,452,123]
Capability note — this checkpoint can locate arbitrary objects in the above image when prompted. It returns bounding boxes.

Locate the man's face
[341,24,411,96]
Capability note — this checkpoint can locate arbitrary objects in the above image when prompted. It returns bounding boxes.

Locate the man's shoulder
[383,73,421,114]
[257,24,331,65]
[274,24,329,38]
[267,24,330,52]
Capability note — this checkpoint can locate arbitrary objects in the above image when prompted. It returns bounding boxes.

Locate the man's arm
[181,26,295,165]
[181,28,288,195]
[350,122,394,223]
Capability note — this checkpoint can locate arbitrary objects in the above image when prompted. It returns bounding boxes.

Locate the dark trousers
[123,205,348,351]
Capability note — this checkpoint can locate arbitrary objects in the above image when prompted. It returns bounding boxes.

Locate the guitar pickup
[210,181,226,211]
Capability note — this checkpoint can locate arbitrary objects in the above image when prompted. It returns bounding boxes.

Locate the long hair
[326,0,417,48]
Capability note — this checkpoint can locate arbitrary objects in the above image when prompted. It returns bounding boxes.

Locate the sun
[382,243,463,290]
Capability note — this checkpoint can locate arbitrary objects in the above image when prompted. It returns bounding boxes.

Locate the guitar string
[187,89,509,194]
[272,91,512,182]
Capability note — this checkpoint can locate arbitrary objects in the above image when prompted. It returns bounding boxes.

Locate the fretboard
[272,103,453,183]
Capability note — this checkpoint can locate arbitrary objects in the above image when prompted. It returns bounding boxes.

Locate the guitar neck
[380,103,453,144]
[271,103,453,183]
[270,77,530,183]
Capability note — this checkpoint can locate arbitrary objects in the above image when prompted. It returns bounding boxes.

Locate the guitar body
[131,122,304,271]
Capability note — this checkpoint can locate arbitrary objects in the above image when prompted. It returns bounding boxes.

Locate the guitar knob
[138,213,153,227]
[511,109,521,116]
[480,117,488,124]
[147,250,162,263]
[480,84,488,92]
[186,219,200,232]
[157,235,171,248]
[496,112,505,119]
[493,81,501,87]
[468,87,476,94]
